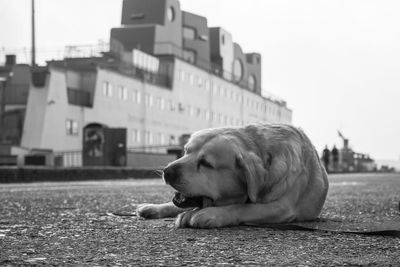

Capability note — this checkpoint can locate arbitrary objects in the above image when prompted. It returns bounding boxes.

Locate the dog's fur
[137,124,329,228]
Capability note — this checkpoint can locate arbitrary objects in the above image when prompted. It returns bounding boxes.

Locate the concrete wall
[127,151,176,168]
[113,0,182,57]
[153,0,183,56]
[20,71,49,149]
[121,0,168,26]
[182,11,210,70]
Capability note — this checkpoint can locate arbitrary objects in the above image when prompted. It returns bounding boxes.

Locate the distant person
[322,145,330,172]
[331,145,339,172]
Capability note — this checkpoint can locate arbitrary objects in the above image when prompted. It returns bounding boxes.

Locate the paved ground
[0,173,399,266]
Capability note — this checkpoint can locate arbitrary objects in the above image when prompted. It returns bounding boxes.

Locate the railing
[54,150,82,167]
[128,144,183,154]
[54,146,181,167]
[105,61,172,89]
[0,42,109,66]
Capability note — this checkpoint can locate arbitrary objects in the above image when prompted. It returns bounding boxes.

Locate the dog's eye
[198,158,213,169]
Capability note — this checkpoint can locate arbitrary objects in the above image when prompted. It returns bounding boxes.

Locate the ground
[0,173,399,266]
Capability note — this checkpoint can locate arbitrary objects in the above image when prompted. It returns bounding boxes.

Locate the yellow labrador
[137,124,329,228]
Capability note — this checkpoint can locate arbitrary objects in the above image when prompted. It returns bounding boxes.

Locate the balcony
[67,88,92,107]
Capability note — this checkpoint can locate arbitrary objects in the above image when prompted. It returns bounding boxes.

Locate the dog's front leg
[137,202,187,219]
[176,200,297,228]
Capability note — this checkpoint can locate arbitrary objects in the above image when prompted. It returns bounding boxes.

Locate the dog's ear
[236,151,269,203]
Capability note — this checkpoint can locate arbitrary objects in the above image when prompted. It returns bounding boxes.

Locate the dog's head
[163,127,270,208]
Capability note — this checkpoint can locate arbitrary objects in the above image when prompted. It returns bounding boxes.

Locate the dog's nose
[163,165,178,185]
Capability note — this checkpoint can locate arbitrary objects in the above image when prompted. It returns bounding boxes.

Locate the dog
[137,123,329,228]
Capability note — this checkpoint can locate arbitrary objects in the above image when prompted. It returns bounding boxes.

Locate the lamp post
[31,0,36,66]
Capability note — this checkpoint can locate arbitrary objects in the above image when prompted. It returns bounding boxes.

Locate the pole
[0,77,7,141]
[31,0,36,66]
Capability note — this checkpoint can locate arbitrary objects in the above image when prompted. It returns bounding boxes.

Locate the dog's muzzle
[164,165,213,209]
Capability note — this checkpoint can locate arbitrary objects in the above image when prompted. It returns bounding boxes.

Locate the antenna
[31,0,36,66]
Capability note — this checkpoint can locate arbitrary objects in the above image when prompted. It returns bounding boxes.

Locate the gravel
[0,173,399,266]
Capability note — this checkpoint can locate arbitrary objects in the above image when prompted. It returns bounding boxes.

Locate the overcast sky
[1,0,399,161]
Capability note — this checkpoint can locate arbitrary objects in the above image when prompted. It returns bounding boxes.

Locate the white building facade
[21,57,291,153]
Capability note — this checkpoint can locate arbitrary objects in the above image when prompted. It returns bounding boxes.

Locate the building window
[160,98,165,110]
[118,86,128,100]
[196,108,202,117]
[178,103,185,113]
[160,133,165,145]
[183,26,196,40]
[187,105,194,117]
[248,75,257,91]
[66,119,78,136]
[188,73,194,86]
[132,90,141,103]
[179,69,185,82]
[103,81,113,97]
[133,49,160,73]
[205,80,211,92]
[205,110,210,121]
[213,113,218,123]
[145,131,153,145]
[169,100,175,111]
[167,6,175,22]
[197,77,203,88]
[236,93,241,102]
[154,97,165,110]
[145,93,153,107]
[132,129,141,143]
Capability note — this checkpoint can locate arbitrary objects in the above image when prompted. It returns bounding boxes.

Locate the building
[0,0,292,166]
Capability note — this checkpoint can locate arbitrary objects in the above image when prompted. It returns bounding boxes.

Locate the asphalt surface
[1,173,400,266]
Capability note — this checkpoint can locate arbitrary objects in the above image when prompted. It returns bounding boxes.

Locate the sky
[0,0,399,161]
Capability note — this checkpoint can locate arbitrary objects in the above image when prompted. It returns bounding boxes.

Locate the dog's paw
[136,203,163,219]
[175,209,199,228]
[176,207,234,229]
